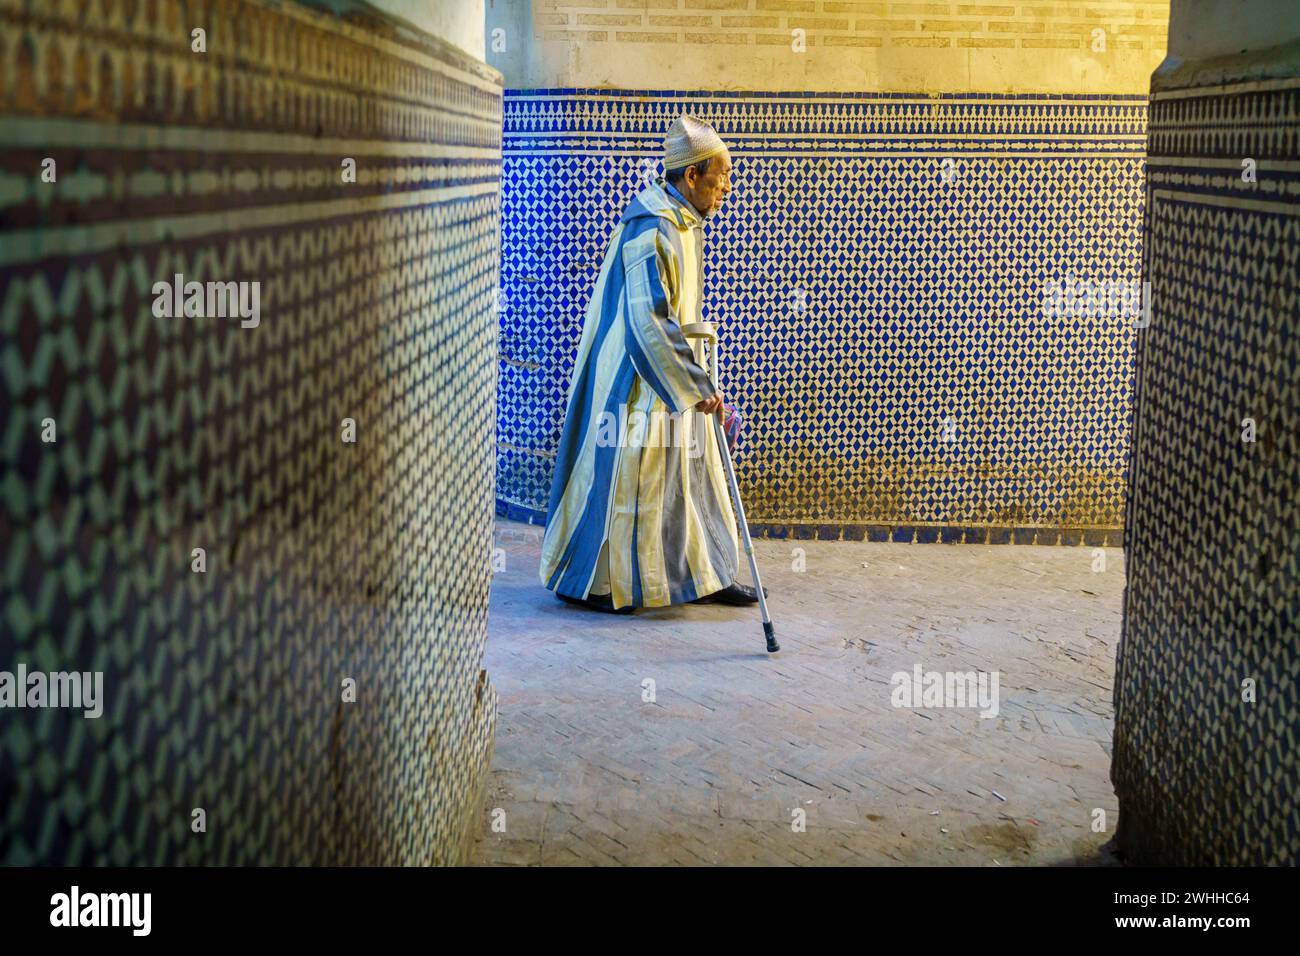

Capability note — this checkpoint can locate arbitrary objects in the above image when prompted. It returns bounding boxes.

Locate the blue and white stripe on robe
[539,179,740,609]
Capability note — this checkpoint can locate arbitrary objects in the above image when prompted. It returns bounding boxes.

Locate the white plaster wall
[371,0,487,60]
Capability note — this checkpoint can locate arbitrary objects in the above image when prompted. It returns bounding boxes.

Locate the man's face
[681,152,733,218]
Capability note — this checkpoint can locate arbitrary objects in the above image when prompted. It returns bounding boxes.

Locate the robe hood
[619,180,702,230]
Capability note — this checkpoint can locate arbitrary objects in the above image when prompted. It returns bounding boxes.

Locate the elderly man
[539,115,763,613]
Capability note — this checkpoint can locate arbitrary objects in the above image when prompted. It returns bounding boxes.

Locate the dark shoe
[691,582,768,606]
[557,591,635,614]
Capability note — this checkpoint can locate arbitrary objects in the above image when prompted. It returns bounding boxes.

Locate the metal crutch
[682,322,778,653]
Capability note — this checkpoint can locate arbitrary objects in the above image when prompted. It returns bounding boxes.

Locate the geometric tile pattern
[0,0,501,865]
[497,90,1148,540]
[1112,70,1300,865]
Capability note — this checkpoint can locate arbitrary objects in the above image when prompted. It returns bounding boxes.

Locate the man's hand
[695,392,725,421]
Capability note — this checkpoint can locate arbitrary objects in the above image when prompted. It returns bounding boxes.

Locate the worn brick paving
[473,519,1123,866]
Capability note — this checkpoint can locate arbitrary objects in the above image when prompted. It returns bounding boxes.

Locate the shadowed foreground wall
[1112,2,1300,864]
[0,0,501,865]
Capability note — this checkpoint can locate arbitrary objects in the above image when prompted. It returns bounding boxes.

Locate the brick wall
[490,0,1169,92]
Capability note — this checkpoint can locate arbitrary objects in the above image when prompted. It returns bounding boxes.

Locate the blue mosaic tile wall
[497,91,1147,543]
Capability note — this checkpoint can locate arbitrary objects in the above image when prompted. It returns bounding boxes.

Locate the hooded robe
[539,179,740,609]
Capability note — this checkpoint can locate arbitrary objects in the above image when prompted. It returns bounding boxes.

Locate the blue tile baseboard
[497,500,1122,547]
[497,499,549,526]
[748,523,1123,547]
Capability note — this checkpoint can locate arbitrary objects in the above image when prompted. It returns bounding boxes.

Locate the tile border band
[0,180,501,267]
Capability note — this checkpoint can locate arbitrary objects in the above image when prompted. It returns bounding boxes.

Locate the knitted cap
[663,114,728,171]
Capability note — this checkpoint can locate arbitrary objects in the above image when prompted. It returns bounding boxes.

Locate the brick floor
[473,519,1124,866]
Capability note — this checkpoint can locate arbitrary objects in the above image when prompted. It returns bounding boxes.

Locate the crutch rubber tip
[764,621,779,653]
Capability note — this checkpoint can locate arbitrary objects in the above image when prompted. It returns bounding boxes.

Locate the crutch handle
[682,322,720,387]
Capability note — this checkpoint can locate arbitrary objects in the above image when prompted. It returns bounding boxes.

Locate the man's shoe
[691,582,768,606]
[557,591,636,614]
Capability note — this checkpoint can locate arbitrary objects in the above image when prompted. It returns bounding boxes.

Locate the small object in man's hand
[722,403,743,454]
